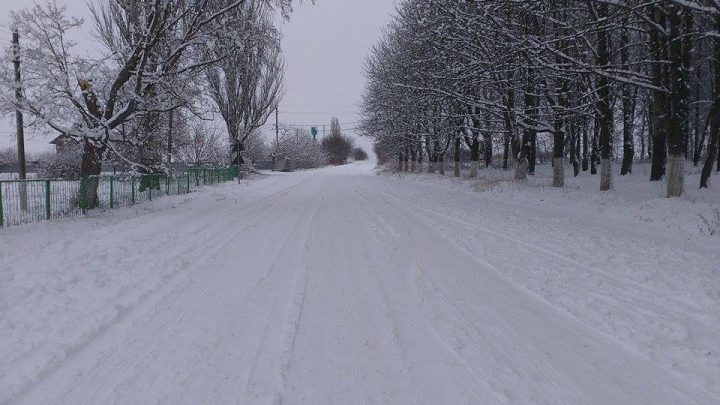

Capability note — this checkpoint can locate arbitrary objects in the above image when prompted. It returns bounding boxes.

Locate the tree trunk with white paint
[553,158,564,188]
[600,159,612,191]
[666,154,684,197]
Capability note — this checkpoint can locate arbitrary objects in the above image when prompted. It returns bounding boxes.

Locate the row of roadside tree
[360,0,720,197]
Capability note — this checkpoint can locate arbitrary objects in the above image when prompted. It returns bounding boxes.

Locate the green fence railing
[0,167,238,228]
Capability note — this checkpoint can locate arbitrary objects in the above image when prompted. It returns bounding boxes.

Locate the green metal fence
[0,167,238,228]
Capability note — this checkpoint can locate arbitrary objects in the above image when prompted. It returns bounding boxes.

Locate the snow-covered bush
[321,118,353,165]
[36,150,82,180]
[353,147,369,161]
[273,126,326,169]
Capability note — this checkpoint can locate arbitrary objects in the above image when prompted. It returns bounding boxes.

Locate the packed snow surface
[0,161,718,405]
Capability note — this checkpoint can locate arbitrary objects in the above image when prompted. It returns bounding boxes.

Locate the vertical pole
[203,169,207,185]
[80,178,87,214]
[167,110,173,174]
[0,181,4,227]
[45,180,51,220]
[13,30,28,211]
[177,177,181,195]
[237,138,242,184]
[149,178,152,201]
[186,173,190,193]
[109,176,114,209]
[131,178,136,205]
[274,107,279,171]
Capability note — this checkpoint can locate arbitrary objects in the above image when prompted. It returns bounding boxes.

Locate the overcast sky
[0,0,397,155]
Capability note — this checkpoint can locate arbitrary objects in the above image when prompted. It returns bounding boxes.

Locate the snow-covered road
[1,162,718,405]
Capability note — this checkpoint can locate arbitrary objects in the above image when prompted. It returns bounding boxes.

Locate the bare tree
[322,118,353,165]
[273,125,326,169]
[176,123,228,167]
[0,0,296,207]
[205,0,285,154]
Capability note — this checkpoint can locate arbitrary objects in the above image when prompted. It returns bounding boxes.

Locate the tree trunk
[582,127,589,171]
[597,5,613,191]
[503,92,514,170]
[514,143,530,181]
[469,139,479,178]
[591,123,598,175]
[700,15,720,189]
[570,126,579,177]
[620,92,635,175]
[650,6,668,182]
[454,136,461,177]
[620,82,636,174]
[502,128,510,170]
[167,110,174,173]
[639,104,647,161]
[404,146,410,172]
[523,68,538,176]
[80,139,105,209]
[482,117,493,168]
[417,140,423,172]
[438,154,445,175]
[398,151,404,172]
[428,152,436,173]
[666,5,690,197]
[528,134,537,175]
[692,41,702,167]
[552,117,564,187]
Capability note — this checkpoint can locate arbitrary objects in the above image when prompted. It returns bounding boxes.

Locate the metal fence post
[110,176,114,209]
[149,178,152,201]
[203,169,207,185]
[45,180,51,220]
[165,176,170,195]
[0,181,4,228]
[186,174,190,193]
[131,178,136,205]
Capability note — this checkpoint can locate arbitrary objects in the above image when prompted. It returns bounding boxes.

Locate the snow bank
[377,162,720,396]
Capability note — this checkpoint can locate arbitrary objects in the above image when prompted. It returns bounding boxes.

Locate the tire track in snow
[242,179,324,405]
[93,176,322,405]
[351,178,510,403]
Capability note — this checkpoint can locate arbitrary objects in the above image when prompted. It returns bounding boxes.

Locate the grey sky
[0,0,397,155]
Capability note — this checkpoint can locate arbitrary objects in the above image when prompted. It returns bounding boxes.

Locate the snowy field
[0,161,718,404]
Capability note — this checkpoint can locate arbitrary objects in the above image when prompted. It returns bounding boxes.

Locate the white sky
[0,0,397,155]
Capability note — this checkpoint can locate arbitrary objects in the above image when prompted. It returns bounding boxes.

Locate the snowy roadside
[0,173,268,261]
[377,162,720,240]
[0,174,269,403]
[374,162,720,396]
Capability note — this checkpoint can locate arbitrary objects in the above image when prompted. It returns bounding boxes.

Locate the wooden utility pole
[12,29,26,181]
[167,110,173,173]
[13,29,28,211]
[273,107,279,171]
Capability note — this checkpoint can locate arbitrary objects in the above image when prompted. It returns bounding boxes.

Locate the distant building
[50,134,79,154]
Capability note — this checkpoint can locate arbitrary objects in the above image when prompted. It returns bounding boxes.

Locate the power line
[281,104,356,109]
[280,111,358,116]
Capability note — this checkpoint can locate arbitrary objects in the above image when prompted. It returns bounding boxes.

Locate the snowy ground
[0,161,718,404]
